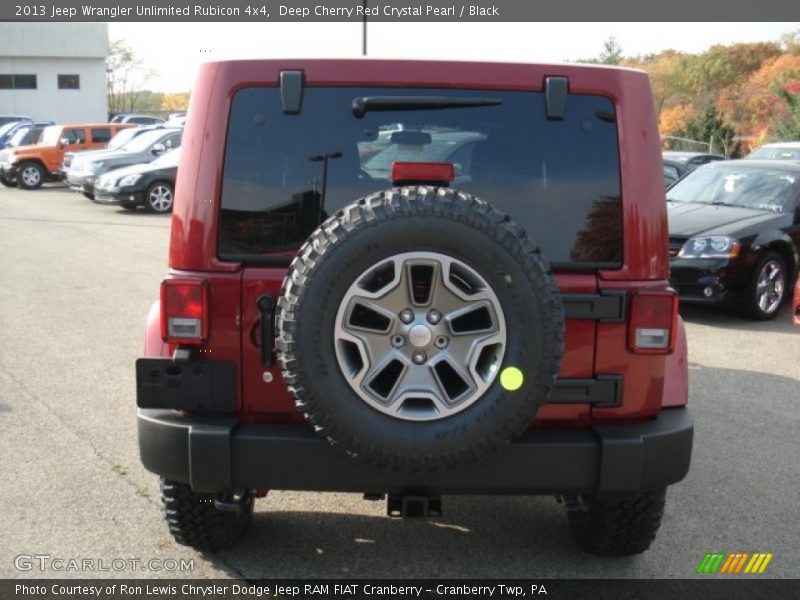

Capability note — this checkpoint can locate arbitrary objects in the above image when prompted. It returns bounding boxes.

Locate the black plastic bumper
[138,407,693,498]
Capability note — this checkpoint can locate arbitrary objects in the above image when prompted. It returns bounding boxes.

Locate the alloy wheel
[756,259,785,315]
[21,166,41,187]
[148,185,173,212]
[334,251,507,422]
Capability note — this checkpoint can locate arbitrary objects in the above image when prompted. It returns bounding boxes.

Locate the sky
[108,22,800,93]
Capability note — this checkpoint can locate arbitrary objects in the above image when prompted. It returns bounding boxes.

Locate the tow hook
[387,494,442,518]
[214,490,252,512]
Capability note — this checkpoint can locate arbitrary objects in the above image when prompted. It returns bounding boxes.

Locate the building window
[0,74,37,89]
[58,74,80,90]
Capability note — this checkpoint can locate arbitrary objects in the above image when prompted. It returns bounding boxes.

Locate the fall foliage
[593,32,800,155]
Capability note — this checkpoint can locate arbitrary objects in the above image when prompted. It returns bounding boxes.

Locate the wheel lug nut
[391,335,405,348]
[434,336,449,349]
[427,310,442,324]
[412,351,427,365]
[399,309,414,324]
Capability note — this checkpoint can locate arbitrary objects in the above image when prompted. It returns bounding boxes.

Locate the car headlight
[118,173,142,187]
[678,236,740,258]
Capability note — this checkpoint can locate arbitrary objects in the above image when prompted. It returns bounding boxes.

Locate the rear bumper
[138,407,693,497]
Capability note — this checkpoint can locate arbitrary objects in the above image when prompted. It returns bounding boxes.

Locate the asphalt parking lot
[1,184,798,580]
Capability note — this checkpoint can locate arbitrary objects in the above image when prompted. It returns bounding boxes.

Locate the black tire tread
[276,186,564,471]
[567,488,667,555]
[160,479,253,552]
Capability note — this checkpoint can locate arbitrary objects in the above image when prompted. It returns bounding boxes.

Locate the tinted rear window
[219,87,622,268]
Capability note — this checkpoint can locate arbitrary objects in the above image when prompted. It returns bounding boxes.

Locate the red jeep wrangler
[137,60,693,556]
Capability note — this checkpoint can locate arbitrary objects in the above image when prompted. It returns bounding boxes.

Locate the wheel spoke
[342,297,395,334]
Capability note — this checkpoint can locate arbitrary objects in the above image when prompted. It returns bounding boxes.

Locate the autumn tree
[161,93,190,111]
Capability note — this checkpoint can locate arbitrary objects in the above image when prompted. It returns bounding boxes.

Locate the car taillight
[160,279,208,345]
[628,289,678,354]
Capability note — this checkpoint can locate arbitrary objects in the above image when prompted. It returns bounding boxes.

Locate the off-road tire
[160,479,254,552]
[17,161,44,190]
[566,488,667,555]
[0,176,16,188]
[276,186,564,472]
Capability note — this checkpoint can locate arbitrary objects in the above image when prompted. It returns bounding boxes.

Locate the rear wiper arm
[352,96,502,118]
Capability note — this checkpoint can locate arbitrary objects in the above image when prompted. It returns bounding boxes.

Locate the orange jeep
[0,123,133,190]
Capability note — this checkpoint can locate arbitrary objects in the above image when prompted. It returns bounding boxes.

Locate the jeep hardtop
[137,59,693,555]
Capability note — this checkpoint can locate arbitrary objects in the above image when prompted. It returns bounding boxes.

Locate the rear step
[386,494,442,518]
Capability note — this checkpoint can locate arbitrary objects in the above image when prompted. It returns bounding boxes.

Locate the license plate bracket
[136,358,236,412]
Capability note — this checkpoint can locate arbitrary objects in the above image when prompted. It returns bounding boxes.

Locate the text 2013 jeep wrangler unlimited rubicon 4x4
[136,60,693,556]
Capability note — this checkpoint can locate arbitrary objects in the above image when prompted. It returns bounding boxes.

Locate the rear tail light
[160,279,208,345]
[628,289,679,354]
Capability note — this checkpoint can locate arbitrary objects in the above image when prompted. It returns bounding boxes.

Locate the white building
[0,23,108,123]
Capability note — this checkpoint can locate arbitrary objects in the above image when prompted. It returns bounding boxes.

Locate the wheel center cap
[408,324,432,348]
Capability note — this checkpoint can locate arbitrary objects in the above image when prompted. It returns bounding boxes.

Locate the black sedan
[667,160,800,319]
[92,148,179,213]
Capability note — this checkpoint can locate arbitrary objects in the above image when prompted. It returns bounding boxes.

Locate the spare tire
[276,186,564,471]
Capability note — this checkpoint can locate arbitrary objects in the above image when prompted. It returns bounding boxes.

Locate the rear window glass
[219,87,622,268]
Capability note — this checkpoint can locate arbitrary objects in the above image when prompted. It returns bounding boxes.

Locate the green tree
[599,36,623,65]
[774,85,800,139]
[681,104,738,157]
[106,40,158,115]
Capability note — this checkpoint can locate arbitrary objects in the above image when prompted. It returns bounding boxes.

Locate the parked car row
[66,126,182,201]
[0,116,182,213]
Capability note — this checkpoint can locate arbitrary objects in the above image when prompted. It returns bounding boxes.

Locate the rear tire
[82,191,95,201]
[566,488,667,555]
[0,176,16,188]
[160,479,254,552]
[17,161,44,190]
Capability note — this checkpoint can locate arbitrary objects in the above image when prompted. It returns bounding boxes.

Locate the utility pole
[362,0,368,55]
